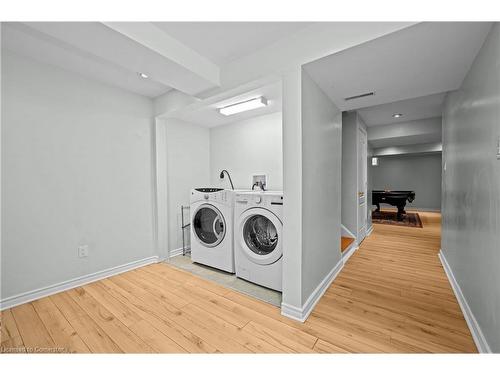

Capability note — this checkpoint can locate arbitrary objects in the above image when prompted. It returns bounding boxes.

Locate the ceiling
[2,22,172,98]
[153,22,313,66]
[174,81,282,128]
[369,131,442,149]
[304,22,493,111]
[357,92,446,126]
[2,22,313,99]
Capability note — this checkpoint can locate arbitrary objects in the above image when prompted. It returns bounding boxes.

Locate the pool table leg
[397,205,405,220]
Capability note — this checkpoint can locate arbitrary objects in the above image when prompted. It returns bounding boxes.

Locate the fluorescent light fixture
[218,97,268,116]
[392,113,403,118]
[138,72,149,79]
[372,157,379,166]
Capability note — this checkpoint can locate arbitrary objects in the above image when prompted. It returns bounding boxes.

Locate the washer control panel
[234,192,283,207]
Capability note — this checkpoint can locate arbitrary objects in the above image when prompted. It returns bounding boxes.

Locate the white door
[358,128,368,242]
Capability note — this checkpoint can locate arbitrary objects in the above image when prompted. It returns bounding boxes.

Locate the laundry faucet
[252,181,266,191]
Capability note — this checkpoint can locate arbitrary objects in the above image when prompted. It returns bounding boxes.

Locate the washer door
[239,208,282,265]
[192,204,226,247]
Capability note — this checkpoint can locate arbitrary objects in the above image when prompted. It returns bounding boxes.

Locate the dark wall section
[371,153,442,211]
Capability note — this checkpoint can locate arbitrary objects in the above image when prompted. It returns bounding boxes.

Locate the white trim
[281,259,343,322]
[439,250,491,353]
[342,242,359,263]
[341,224,356,239]
[169,247,187,258]
[0,256,159,311]
[154,118,169,260]
[366,225,374,236]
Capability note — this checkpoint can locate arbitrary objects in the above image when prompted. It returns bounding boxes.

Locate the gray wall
[281,67,342,312]
[281,67,303,309]
[341,112,358,236]
[442,23,500,352]
[371,153,442,211]
[301,69,342,305]
[1,51,156,300]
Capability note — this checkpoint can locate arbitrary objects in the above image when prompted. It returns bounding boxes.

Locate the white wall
[301,70,343,305]
[442,23,500,352]
[1,51,155,300]
[210,112,282,190]
[166,119,210,253]
[368,117,442,148]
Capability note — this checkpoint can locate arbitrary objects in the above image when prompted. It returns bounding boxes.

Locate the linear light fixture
[218,97,268,116]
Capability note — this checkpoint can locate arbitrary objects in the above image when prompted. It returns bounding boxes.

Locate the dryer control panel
[191,188,233,205]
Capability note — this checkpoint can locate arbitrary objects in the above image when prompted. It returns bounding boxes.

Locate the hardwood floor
[0,212,476,353]
[341,236,355,253]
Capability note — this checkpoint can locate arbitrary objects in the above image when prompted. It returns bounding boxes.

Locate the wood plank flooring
[0,212,476,353]
[341,236,355,253]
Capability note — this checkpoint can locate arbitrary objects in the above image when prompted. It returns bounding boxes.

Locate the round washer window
[243,215,278,255]
[193,205,225,247]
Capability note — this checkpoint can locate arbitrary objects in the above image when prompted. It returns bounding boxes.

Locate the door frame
[153,117,169,261]
[357,125,368,243]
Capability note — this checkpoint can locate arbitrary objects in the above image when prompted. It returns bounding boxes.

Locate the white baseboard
[342,242,359,263]
[439,250,491,353]
[0,256,159,311]
[366,225,374,236]
[169,247,187,258]
[281,259,344,322]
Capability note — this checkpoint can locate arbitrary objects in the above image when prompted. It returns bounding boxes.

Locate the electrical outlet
[78,245,89,258]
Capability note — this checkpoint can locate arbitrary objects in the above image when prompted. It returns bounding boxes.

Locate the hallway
[0,212,476,353]
[310,211,476,352]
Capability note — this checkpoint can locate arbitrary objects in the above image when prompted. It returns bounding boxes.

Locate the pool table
[372,190,416,220]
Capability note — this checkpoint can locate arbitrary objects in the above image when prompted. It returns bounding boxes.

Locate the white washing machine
[190,188,235,273]
[234,191,283,291]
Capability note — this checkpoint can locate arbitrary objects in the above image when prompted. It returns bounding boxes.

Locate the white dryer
[190,188,235,273]
[234,191,283,291]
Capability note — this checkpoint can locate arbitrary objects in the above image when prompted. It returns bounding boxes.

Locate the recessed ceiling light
[392,113,403,118]
[218,97,268,116]
[138,72,149,79]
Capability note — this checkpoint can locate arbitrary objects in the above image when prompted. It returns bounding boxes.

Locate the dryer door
[192,204,226,247]
[238,208,282,265]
